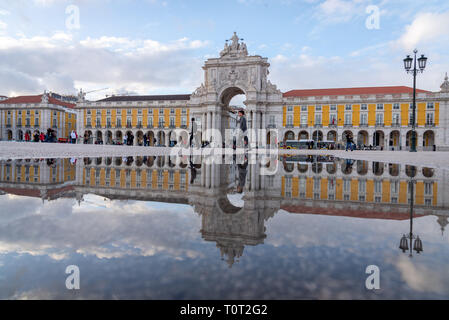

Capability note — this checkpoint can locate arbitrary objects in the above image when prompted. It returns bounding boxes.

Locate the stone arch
[105,130,113,145]
[147,131,155,146]
[357,130,368,146]
[312,130,323,142]
[7,130,13,140]
[327,130,337,142]
[373,130,385,147]
[284,131,294,141]
[115,130,123,144]
[298,131,309,140]
[357,160,368,175]
[95,130,103,144]
[423,130,435,148]
[390,130,400,149]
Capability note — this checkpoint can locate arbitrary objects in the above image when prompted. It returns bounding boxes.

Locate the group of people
[21,128,57,143]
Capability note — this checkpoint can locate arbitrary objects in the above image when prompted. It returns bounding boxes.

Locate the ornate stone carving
[220,32,248,58]
[41,91,49,103]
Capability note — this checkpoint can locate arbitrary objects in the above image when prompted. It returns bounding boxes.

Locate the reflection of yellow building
[1,157,448,266]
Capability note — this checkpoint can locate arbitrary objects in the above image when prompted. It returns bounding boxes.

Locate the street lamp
[403,50,427,152]
[399,173,423,257]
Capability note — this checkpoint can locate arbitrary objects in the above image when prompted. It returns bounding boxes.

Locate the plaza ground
[0,141,448,170]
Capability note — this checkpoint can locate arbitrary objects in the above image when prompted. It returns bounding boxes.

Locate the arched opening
[423,130,435,149]
[327,130,337,142]
[105,157,112,166]
[168,131,177,147]
[125,156,134,166]
[222,86,246,147]
[422,167,434,178]
[157,131,165,146]
[125,131,134,146]
[115,157,122,166]
[136,131,144,146]
[357,131,368,146]
[136,156,143,167]
[17,130,23,141]
[84,130,93,144]
[312,162,323,174]
[284,131,294,141]
[326,163,336,174]
[105,130,113,145]
[341,161,353,175]
[389,163,400,176]
[373,162,384,176]
[357,160,368,175]
[115,131,123,145]
[147,131,155,146]
[95,157,102,165]
[298,164,308,173]
[312,130,323,142]
[298,131,309,140]
[389,131,400,149]
[157,156,165,168]
[373,130,385,148]
[342,130,353,144]
[146,156,155,167]
[406,165,417,178]
[7,130,13,140]
[284,162,294,173]
[95,130,103,144]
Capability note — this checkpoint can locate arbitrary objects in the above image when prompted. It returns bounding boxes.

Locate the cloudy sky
[0,0,449,100]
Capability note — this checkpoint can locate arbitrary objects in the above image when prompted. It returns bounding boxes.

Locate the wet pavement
[0,154,448,299]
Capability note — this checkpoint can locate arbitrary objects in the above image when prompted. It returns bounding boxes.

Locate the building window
[137,117,142,126]
[301,105,307,112]
[393,103,400,110]
[127,117,132,127]
[361,104,368,111]
[287,115,293,126]
[376,113,383,125]
[391,181,399,194]
[426,113,434,125]
[181,117,187,126]
[343,179,351,192]
[330,114,337,125]
[182,108,187,114]
[170,117,175,127]
[344,114,352,125]
[159,116,164,126]
[359,180,366,193]
[392,113,400,125]
[170,108,175,115]
[427,102,434,109]
[159,108,164,114]
[148,109,153,114]
[345,104,352,111]
[301,115,307,125]
[360,114,368,125]
[287,106,293,112]
[330,105,337,111]
[315,105,322,111]
[269,116,275,125]
[315,114,322,125]
[127,109,131,115]
[377,103,384,110]
[148,117,153,127]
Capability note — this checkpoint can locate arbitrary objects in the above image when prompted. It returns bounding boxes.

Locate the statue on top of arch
[220,32,248,58]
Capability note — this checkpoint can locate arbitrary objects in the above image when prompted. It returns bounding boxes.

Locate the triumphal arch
[188,32,283,147]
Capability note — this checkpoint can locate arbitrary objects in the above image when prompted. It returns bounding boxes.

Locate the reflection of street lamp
[403,49,427,152]
[399,172,423,257]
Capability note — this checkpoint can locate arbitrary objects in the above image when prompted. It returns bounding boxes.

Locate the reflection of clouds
[395,256,449,294]
[0,194,202,261]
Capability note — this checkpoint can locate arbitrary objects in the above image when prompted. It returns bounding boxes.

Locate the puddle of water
[0,155,448,299]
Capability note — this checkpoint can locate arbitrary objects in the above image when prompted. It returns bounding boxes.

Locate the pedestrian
[70,130,77,144]
[24,132,30,142]
[39,132,45,142]
[237,110,247,148]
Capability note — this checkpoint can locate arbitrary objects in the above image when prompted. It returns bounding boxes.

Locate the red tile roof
[283,86,430,98]
[0,94,76,109]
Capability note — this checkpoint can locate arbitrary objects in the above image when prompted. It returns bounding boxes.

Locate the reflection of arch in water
[114,157,122,166]
[218,197,243,214]
[105,157,112,166]
[136,156,143,167]
[356,160,368,175]
[95,157,102,165]
[312,162,323,174]
[389,163,400,176]
[157,156,165,168]
[341,161,352,175]
[146,156,155,167]
[373,162,384,176]
[422,167,434,178]
[284,162,294,173]
[406,165,417,178]
[298,164,308,173]
[326,163,336,174]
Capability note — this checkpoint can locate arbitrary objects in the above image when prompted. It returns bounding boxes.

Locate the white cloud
[396,11,449,51]
[0,33,209,97]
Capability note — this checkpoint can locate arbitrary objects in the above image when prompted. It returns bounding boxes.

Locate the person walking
[39,132,45,142]
[237,110,247,148]
[70,130,76,144]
